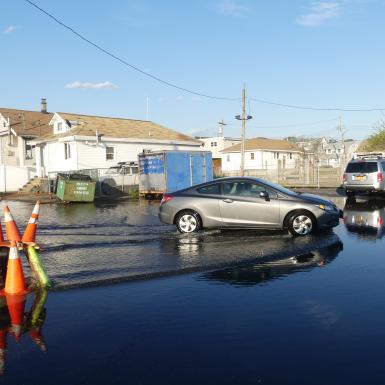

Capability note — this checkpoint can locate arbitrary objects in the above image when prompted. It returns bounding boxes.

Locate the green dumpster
[55,173,96,202]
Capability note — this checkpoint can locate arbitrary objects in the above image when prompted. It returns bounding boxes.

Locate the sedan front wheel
[288,212,315,236]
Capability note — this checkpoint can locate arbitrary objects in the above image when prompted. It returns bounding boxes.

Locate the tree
[360,120,385,152]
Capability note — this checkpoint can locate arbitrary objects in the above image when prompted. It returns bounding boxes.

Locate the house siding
[222,150,301,172]
[43,139,201,174]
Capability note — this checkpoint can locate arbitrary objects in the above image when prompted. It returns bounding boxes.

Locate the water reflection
[200,239,342,286]
[343,198,385,240]
[0,291,48,376]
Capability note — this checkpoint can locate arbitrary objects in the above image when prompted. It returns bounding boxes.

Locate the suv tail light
[378,172,383,182]
[343,173,347,182]
[160,194,173,205]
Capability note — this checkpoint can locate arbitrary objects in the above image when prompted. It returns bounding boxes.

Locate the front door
[219,180,280,228]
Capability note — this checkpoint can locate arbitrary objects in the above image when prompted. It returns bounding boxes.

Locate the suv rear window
[346,162,378,173]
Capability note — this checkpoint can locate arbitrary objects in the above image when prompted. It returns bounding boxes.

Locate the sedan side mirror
[259,191,270,201]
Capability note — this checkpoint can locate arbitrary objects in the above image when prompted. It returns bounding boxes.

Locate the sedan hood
[297,193,334,206]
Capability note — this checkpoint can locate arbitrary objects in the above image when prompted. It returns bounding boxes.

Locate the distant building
[221,137,303,172]
[287,136,361,168]
[319,139,361,167]
[197,136,241,175]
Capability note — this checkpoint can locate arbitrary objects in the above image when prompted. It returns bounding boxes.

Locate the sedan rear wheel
[288,212,314,236]
[176,211,201,234]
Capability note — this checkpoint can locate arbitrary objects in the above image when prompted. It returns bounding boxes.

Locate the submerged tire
[288,211,315,236]
[175,211,202,234]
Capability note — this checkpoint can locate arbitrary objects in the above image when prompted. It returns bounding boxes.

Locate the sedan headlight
[317,204,334,211]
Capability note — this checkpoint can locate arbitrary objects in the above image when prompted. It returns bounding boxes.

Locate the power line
[249,97,385,112]
[25,0,385,112]
[251,117,339,129]
[24,0,239,102]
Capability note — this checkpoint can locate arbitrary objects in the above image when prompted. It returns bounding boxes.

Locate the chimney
[40,98,47,113]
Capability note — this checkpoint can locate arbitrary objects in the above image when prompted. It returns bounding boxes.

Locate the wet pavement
[2,194,385,383]
[2,198,346,289]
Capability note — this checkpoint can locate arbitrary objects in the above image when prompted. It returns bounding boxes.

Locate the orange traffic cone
[5,294,26,342]
[3,207,21,243]
[22,201,40,244]
[4,241,27,295]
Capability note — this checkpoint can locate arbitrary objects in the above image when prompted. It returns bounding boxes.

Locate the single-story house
[221,137,303,172]
[31,112,202,177]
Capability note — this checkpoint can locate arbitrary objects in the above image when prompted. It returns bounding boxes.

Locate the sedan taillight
[378,172,383,182]
[160,194,173,205]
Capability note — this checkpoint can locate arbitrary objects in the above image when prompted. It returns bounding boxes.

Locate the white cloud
[3,26,16,34]
[297,2,341,26]
[64,81,119,89]
[212,0,250,17]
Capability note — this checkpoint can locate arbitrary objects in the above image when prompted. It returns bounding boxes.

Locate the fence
[222,162,344,188]
[0,165,37,192]
[47,167,139,197]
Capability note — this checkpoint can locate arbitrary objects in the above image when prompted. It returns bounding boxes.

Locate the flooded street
[3,195,385,384]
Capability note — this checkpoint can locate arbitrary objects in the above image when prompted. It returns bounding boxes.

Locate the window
[57,122,63,132]
[226,154,230,162]
[346,162,378,173]
[64,143,71,159]
[131,166,138,174]
[250,153,254,160]
[197,184,221,195]
[211,142,217,147]
[25,143,34,160]
[289,153,293,160]
[106,146,115,160]
[222,181,279,199]
[274,152,279,159]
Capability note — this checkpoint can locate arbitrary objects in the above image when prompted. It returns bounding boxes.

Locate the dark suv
[343,155,385,197]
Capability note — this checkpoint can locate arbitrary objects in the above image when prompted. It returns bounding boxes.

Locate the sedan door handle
[223,198,233,203]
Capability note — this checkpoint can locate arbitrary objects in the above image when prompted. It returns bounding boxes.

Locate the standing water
[1,196,385,384]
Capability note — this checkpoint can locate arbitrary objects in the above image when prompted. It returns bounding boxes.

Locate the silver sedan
[159,177,341,236]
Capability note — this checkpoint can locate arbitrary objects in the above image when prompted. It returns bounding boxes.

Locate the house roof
[0,108,53,137]
[222,137,302,153]
[39,112,199,143]
[0,108,199,143]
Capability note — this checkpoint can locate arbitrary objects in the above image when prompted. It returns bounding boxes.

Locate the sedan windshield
[260,180,298,196]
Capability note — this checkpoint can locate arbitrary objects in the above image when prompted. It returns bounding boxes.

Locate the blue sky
[1,0,385,140]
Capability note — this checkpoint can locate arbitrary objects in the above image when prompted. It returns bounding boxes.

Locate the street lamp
[235,87,252,176]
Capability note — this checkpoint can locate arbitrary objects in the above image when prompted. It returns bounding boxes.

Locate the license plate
[353,175,366,181]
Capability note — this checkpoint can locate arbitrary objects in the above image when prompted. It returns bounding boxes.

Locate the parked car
[343,154,385,197]
[159,177,341,236]
[99,162,139,194]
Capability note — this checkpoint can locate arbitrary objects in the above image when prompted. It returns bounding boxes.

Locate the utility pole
[235,85,252,176]
[337,115,347,167]
[218,120,226,136]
